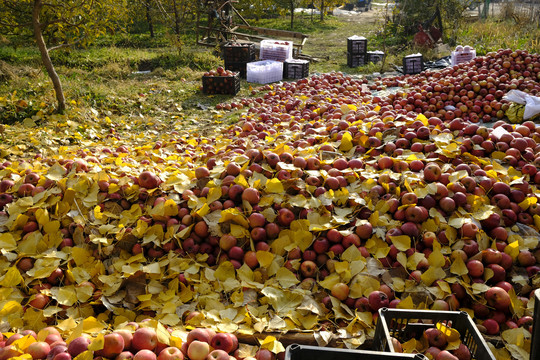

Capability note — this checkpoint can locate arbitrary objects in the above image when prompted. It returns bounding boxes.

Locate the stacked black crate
[347,36,367,68]
[283,59,309,79]
[403,53,424,75]
[223,42,256,78]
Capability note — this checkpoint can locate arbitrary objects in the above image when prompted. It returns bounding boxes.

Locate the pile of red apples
[0,49,539,355]
[0,326,266,360]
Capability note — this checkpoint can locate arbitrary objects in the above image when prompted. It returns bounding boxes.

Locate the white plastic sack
[503,90,540,120]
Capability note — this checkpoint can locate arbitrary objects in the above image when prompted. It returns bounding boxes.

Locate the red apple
[132,328,157,351]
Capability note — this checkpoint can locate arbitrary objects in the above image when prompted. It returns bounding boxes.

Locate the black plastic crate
[285,344,426,360]
[532,289,540,360]
[223,42,256,63]
[284,60,309,79]
[347,37,367,54]
[403,54,424,75]
[202,72,240,95]
[225,61,249,78]
[347,52,367,67]
[373,308,495,360]
[367,51,385,64]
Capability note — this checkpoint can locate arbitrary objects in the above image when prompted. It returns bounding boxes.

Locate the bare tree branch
[47,36,85,51]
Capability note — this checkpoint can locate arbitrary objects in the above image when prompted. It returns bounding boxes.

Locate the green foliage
[47,46,219,72]
[380,0,471,47]
[0,91,49,125]
[0,0,129,49]
[456,19,540,56]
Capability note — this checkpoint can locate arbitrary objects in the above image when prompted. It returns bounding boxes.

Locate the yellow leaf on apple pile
[163,199,178,216]
[407,252,426,271]
[487,344,511,360]
[178,283,193,303]
[428,246,446,268]
[397,296,414,309]
[256,251,274,268]
[471,283,490,294]
[450,254,468,276]
[504,344,529,360]
[429,207,446,223]
[505,241,520,260]
[276,268,299,288]
[0,233,17,251]
[414,187,429,199]
[215,261,236,282]
[307,211,333,231]
[446,340,461,351]
[12,335,36,351]
[509,287,525,318]
[156,321,171,345]
[339,132,353,152]
[261,288,303,314]
[259,336,285,354]
[219,208,249,227]
[235,174,249,188]
[421,267,446,286]
[206,187,222,204]
[519,196,537,211]
[396,252,407,270]
[319,273,340,291]
[266,178,284,193]
[341,245,362,262]
[74,351,94,360]
[484,267,494,283]
[290,220,313,251]
[390,235,411,252]
[401,338,418,353]
[231,223,249,238]
[502,327,529,347]
[0,266,23,287]
[88,333,104,351]
[350,275,380,297]
[66,321,84,343]
[393,277,405,292]
[52,286,78,306]
[448,217,467,229]
[195,202,210,218]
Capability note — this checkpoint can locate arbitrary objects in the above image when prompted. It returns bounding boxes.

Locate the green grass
[456,19,540,55]
[2,10,540,128]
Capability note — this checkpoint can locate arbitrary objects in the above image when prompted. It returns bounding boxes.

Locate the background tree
[275,0,302,29]
[390,0,472,46]
[320,0,342,21]
[0,0,128,113]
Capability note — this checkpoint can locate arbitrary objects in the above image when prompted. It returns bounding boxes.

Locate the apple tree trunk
[32,0,66,113]
[145,0,155,37]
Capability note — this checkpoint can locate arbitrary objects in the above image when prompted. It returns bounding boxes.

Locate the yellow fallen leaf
[74,351,94,360]
[421,267,446,286]
[0,266,23,287]
[339,132,353,152]
[266,178,284,193]
[215,261,236,282]
[450,255,468,276]
[397,296,414,309]
[259,336,285,354]
[401,338,418,353]
[390,235,411,252]
[505,241,520,261]
[88,333,104,351]
[256,251,274,268]
[0,233,17,251]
